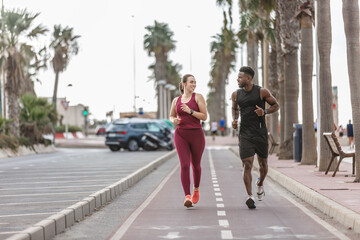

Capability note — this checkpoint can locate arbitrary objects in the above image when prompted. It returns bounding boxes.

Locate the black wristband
[190,109,194,115]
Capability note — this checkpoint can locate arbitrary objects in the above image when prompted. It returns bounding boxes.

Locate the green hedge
[55,125,82,133]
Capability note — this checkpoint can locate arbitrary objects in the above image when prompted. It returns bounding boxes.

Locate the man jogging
[231,66,279,209]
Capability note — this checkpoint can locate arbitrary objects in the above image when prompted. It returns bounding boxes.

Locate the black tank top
[236,84,267,138]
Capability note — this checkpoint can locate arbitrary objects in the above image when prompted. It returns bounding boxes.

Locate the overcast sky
[6,0,354,127]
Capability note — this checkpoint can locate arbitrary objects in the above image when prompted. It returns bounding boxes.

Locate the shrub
[55,125,82,133]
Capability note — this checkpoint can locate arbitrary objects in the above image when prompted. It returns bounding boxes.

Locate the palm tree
[238,12,260,85]
[275,4,284,153]
[50,25,80,114]
[296,0,317,165]
[317,0,335,171]
[144,21,176,118]
[209,27,238,123]
[342,0,360,181]
[1,9,47,136]
[277,0,300,159]
[20,93,56,144]
[148,60,182,108]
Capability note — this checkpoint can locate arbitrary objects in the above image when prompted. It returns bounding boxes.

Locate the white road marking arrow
[267,226,290,232]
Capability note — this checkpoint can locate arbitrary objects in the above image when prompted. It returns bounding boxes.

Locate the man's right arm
[231,91,239,129]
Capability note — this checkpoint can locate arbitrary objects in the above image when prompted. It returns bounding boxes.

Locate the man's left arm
[261,88,279,115]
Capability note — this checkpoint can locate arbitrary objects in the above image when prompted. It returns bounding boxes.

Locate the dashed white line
[219,220,229,228]
[213,184,219,187]
[215,192,222,196]
[217,204,224,208]
[221,230,233,239]
[217,211,226,216]
[214,188,221,191]
[216,198,223,202]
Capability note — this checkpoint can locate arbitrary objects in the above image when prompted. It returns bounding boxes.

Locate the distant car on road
[95,125,107,135]
[105,118,168,151]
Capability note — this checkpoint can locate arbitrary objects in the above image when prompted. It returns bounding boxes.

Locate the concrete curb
[228,147,360,234]
[6,150,177,240]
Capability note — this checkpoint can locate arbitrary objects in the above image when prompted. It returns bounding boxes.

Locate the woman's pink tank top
[176,93,201,129]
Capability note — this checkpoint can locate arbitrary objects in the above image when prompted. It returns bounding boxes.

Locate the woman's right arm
[169,97,181,125]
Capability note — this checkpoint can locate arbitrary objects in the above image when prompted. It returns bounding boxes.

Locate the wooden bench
[268,132,279,155]
[323,132,355,177]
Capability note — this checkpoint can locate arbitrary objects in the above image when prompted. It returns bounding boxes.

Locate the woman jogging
[169,74,208,208]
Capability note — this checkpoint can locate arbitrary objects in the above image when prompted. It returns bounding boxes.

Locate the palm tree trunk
[5,51,21,137]
[247,38,258,85]
[278,0,300,160]
[52,71,60,115]
[221,62,227,123]
[283,52,299,159]
[269,42,279,143]
[342,0,360,181]
[275,6,284,154]
[317,0,336,171]
[300,13,317,165]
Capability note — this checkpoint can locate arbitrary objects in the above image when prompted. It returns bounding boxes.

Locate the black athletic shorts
[239,135,268,159]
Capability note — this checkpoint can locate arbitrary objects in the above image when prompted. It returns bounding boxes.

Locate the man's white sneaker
[256,178,265,201]
[246,196,256,209]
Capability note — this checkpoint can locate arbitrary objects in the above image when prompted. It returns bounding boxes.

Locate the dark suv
[105,118,167,151]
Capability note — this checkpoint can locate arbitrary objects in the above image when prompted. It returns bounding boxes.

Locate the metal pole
[132,15,136,113]
[315,0,321,166]
[187,25,192,72]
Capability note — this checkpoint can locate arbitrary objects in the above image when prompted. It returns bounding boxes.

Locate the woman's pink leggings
[174,128,205,196]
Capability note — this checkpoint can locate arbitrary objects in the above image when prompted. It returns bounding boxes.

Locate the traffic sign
[61,100,70,111]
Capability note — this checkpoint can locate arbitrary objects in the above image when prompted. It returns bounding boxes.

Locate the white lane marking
[109,165,179,240]
[0,174,128,181]
[219,220,229,228]
[12,167,20,170]
[0,191,92,197]
[0,212,57,218]
[213,180,218,183]
[269,181,351,240]
[216,198,223,202]
[214,188,221,191]
[1,178,118,185]
[213,184,219,187]
[0,184,107,191]
[159,232,182,239]
[215,192,222,196]
[221,230,233,239]
[212,177,217,180]
[217,204,224,208]
[217,211,226,216]
[0,200,77,206]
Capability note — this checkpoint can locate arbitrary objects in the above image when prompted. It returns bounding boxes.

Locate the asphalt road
[0,148,167,240]
[54,147,359,240]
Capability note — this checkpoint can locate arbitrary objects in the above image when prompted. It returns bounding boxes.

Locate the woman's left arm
[180,93,208,121]
[194,93,208,121]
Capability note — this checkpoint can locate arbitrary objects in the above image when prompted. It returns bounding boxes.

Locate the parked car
[105,118,168,151]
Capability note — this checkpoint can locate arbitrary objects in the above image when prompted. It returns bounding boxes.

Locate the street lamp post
[187,25,192,73]
[165,84,176,119]
[158,80,166,119]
